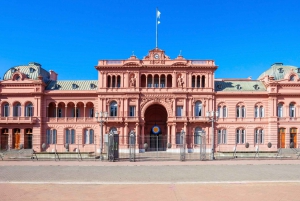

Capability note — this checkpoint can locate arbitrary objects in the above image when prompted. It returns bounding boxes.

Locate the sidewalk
[1,159,300,166]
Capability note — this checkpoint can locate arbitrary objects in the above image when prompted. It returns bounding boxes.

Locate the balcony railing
[125,116,139,122]
[0,116,37,123]
[47,117,96,123]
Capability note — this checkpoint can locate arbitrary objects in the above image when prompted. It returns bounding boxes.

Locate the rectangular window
[53,130,57,144]
[85,129,89,144]
[241,107,246,118]
[259,107,264,118]
[241,129,245,144]
[222,107,227,118]
[236,130,239,144]
[255,107,258,118]
[71,129,75,144]
[58,108,62,117]
[176,132,181,144]
[222,130,227,144]
[218,130,221,144]
[176,106,183,116]
[89,108,94,117]
[236,106,240,118]
[65,129,70,144]
[129,106,135,117]
[4,106,9,117]
[89,130,94,144]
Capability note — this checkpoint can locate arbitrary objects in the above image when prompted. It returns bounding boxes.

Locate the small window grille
[236,84,242,90]
[29,68,35,73]
[297,68,300,73]
[11,68,16,73]
[278,68,284,73]
[254,84,260,90]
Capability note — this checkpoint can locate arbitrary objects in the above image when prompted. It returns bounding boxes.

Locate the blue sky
[0,0,299,80]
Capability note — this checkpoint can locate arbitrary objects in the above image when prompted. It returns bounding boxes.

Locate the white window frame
[129,106,135,117]
[176,106,183,117]
[110,101,118,117]
[195,101,202,117]
[65,129,75,144]
[194,127,202,144]
[254,129,264,144]
[289,103,295,118]
[218,129,227,144]
[84,129,94,144]
[25,103,33,117]
[259,106,264,118]
[278,103,283,117]
[3,104,10,117]
[46,129,57,144]
[223,106,227,118]
[236,129,245,144]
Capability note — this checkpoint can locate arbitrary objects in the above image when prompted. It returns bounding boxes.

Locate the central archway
[144,104,168,151]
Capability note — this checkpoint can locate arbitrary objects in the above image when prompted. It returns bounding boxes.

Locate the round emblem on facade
[154,54,159,59]
[151,125,161,135]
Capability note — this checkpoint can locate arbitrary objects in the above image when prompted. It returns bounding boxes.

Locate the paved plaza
[1,160,300,200]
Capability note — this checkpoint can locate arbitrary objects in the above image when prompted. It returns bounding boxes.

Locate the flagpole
[156,7,158,48]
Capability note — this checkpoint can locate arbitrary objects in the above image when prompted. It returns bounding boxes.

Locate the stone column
[171,123,176,147]
[135,123,139,149]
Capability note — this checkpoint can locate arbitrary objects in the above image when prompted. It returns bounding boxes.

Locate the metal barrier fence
[4,134,300,161]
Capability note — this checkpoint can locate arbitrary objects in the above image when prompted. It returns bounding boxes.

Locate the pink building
[0,48,298,157]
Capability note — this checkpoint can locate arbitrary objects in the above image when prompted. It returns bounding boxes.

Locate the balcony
[125,116,139,122]
[47,117,95,123]
[189,116,208,122]
[0,116,37,124]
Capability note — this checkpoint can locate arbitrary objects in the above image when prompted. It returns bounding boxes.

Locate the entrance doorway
[290,128,297,148]
[25,128,33,149]
[144,104,168,151]
[13,128,21,149]
[1,129,9,150]
[278,128,285,148]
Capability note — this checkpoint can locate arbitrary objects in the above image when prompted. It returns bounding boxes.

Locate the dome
[3,62,50,83]
[257,63,300,80]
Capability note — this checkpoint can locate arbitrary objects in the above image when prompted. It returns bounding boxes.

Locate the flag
[157,9,161,24]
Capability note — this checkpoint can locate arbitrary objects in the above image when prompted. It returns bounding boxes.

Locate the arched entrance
[144,104,168,151]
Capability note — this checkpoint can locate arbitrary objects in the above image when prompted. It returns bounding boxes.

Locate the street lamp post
[95,111,108,161]
[206,110,219,160]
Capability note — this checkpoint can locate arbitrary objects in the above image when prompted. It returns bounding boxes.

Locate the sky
[0,0,299,80]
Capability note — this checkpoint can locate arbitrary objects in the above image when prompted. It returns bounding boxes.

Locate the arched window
[195,101,202,117]
[194,127,203,144]
[117,75,121,88]
[110,101,118,116]
[236,129,245,144]
[13,103,21,117]
[84,129,94,144]
[160,75,165,88]
[277,103,283,117]
[154,74,159,88]
[25,103,33,117]
[141,74,146,87]
[290,75,295,81]
[254,129,264,144]
[236,105,246,118]
[107,75,111,88]
[46,129,57,144]
[3,103,9,117]
[65,128,75,144]
[110,127,118,134]
[191,75,195,88]
[201,75,205,88]
[197,75,201,88]
[218,129,227,144]
[147,75,152,88]
[289,103,296,117]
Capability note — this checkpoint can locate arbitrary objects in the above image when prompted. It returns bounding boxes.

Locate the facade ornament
[177,74,184,88]
[129,74,136,87]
